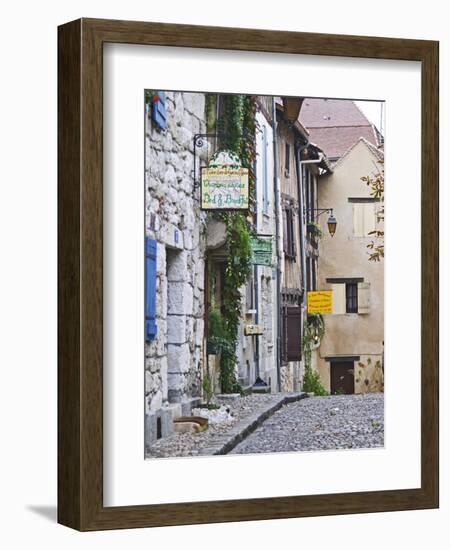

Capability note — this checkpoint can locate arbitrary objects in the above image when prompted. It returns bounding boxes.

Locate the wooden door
[330,362,355,395]
[283,306,302,362]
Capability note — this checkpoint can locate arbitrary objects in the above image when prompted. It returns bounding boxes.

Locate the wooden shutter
[145,237,158,340]
[285,306,302,361]
[363,203,376,234]
[353,203,364,237]
[152,91,167,129]
[282,208,288,254]
[332,283,346,314]
[357,282,371,314]
[290,210,297,259]
[354,202,376,236]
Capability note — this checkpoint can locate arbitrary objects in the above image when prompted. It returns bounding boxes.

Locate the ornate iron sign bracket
[192,130,252,190]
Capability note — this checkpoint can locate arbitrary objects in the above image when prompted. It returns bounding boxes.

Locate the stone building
[202,95,279,394]
[300,98,384,394]
[144,91,282,446]
[235,98,278,391]
[276,99,331,392]
[144,91,208,444]
[300,98,384,393]
[316,138,384,394]
[143,91,343,448]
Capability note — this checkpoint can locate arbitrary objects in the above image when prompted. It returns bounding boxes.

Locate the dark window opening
[246,274,255,310]
[156,416,162,439]
[285,143,290,176]
[282,288,302,306]
[346,283,358,313]
[311,259,317,291]
[283,203,296,260]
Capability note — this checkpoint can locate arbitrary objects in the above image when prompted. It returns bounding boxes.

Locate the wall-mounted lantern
[326,211,337,237]
[308,208,337,237]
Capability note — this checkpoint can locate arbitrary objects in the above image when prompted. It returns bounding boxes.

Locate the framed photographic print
[58,18,439,531]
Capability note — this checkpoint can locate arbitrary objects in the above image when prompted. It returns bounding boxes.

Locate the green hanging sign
[250,236,273,266]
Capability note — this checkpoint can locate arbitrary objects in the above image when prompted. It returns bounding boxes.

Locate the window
[345,282,358,313]
[262,125,269,213]
[246,274,256,311]
[311,259,317,291]
[145,237,158,340]
[306,257,317,291]
[283,203,296,260]
[151,91,167,130]
[329,278,370,315]
[351,199,377,237]
[285,143,291,176]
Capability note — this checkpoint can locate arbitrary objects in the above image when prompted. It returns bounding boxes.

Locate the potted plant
[306,220,323,239]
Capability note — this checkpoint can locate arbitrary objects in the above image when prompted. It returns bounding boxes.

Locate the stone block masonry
[145,91,207,444]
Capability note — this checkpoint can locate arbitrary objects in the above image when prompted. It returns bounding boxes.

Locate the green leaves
[361,161,384,262]
[302,314,328,395]
[212,96,258,393]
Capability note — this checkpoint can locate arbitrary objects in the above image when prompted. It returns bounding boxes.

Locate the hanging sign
[250,236,273,266]
[201,166,249,210]
[244,324,264,335]
[307,291,333,313]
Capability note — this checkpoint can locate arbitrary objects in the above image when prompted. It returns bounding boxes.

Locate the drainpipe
[272,97,282,392]
[295,144,325,393]
[295,145,324,305]
[254,264,260,380]
[253,153,260,382]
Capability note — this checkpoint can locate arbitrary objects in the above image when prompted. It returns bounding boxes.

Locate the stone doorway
[330,361,355,395]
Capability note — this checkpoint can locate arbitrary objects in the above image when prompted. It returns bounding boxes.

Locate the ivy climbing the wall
[209,94,258,393]
[302,314,328,396]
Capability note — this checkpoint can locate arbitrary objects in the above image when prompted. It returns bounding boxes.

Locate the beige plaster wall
[316,140,384,393]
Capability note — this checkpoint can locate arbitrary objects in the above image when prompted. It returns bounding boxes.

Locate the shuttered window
[332,283,346,314]
[283,306,302,362]
[346,283,358,313]
[353,202,376,237]
[332,280,371,315]
[285,143,291,176]
[262,125,269,213]
[357,282,371,314]
[283,205,296,260]
[246,275,255,311]
[145,237,158,340]
[151,91,167,130]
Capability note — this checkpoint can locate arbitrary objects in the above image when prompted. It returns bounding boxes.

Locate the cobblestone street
[231,393,384,454]
[147,393,384,458]
[146,393,304,459]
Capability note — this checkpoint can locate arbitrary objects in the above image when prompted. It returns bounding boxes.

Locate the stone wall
[144,92,207,440]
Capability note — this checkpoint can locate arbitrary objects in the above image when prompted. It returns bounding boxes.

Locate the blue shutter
[152,91,167,129]
[145,237,157,340]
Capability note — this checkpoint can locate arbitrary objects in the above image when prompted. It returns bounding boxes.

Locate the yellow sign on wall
[307,291,333,313]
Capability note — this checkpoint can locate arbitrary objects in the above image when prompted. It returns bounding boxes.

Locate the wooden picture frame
[58,18,439,531]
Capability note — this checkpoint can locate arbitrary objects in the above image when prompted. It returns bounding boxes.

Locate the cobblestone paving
[146,393,295,459]
[231,393,384,454]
